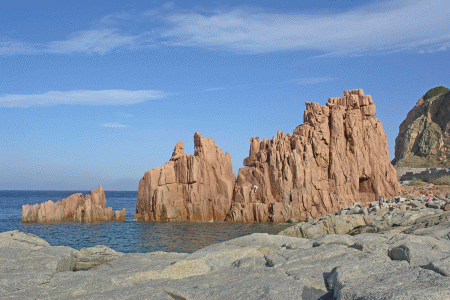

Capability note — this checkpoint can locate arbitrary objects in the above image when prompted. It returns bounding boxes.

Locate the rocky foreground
[3,197,450,300]
[279,193,450,239]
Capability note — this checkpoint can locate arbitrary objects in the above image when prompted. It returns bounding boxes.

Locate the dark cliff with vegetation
[393,86,450,167]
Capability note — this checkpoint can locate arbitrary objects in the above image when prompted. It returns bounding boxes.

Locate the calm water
[0,190,291,253]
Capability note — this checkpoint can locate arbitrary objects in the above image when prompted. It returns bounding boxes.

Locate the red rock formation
[134,132,235,222]
[115,208,127,221]
[228,89,401,222]
[22,185,126,223]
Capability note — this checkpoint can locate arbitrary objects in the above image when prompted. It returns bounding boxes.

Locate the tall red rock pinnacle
[134,132,236,222]
[228,89,401,222]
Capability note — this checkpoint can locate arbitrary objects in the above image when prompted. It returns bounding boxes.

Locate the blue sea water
[0,190,291,253]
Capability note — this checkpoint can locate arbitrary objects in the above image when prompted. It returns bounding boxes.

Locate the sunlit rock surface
[2,223,450,299]
[22,185,125,222]
[229,89,401,222]
[135,132,235,222]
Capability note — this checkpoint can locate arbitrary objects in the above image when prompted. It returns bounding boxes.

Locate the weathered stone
[427,201,442,209]
[22,185,125,223]
[393,86,450,166]
[114,208,126,221]
[74,245,124,271]
[0,231,76,297]
[3,228,450,299]
[135,132,236,222]
[230,89,400,222]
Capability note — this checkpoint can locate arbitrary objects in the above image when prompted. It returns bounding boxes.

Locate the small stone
[369,206,379,212]
[337,210,348,216]
[397,197,406,203]
[348,207,362,215]
[349,202,362,209]
[426,202,442,210]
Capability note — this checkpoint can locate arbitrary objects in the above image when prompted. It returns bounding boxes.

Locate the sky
[1,0,449,191]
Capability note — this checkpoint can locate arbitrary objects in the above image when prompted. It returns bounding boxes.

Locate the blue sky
[1,0,449,190]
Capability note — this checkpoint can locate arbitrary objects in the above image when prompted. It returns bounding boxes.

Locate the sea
[0,190,291,253]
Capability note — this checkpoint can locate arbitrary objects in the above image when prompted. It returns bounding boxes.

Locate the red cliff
[228,89,401,222]
[135,89,400,223]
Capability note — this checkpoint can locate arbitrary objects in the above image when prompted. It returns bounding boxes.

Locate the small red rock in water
[22,185,126,223]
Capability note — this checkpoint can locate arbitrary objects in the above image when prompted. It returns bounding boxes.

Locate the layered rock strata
[229,89,401,222]
[134,132,235,222]
[22,185,125,222]
[393,86,450,166]
[3,224,450,299]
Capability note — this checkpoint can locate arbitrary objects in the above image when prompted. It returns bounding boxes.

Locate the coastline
[2,194,450,299]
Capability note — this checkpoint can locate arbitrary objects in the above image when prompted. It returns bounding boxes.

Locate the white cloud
[160,0,450,55]
[0,89,165,108]
[1,0,449,56]
[418,41,450,54]
[47,29,139,54]
[100,123,130,128]
[0,40,39,55]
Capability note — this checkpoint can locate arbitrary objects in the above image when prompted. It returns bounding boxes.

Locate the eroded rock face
[22,185,125,223]
[134,132,236,222]
[393,86,450,166]
[228,89,401,222]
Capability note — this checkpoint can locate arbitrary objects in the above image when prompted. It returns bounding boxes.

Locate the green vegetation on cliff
[396,155,450,168]
[423,86,449,101]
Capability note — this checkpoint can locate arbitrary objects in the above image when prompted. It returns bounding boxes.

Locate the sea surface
[0,190,291,253]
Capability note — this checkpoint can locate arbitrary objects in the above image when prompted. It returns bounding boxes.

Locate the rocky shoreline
[3,196,450,299]
[279,193,450,239]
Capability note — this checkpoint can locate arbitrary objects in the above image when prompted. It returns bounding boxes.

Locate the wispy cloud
[201,87,226,92]
[161,0,450,55]
[47,29,139,54]
[0,89,165,108]
[418,41,450,54]
[100,123,130,128]
[0,40,39,55]
[286,77,334,85]
[1,0,449,56]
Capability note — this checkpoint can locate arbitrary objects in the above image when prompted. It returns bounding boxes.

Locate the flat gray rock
[2,228,450,299]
